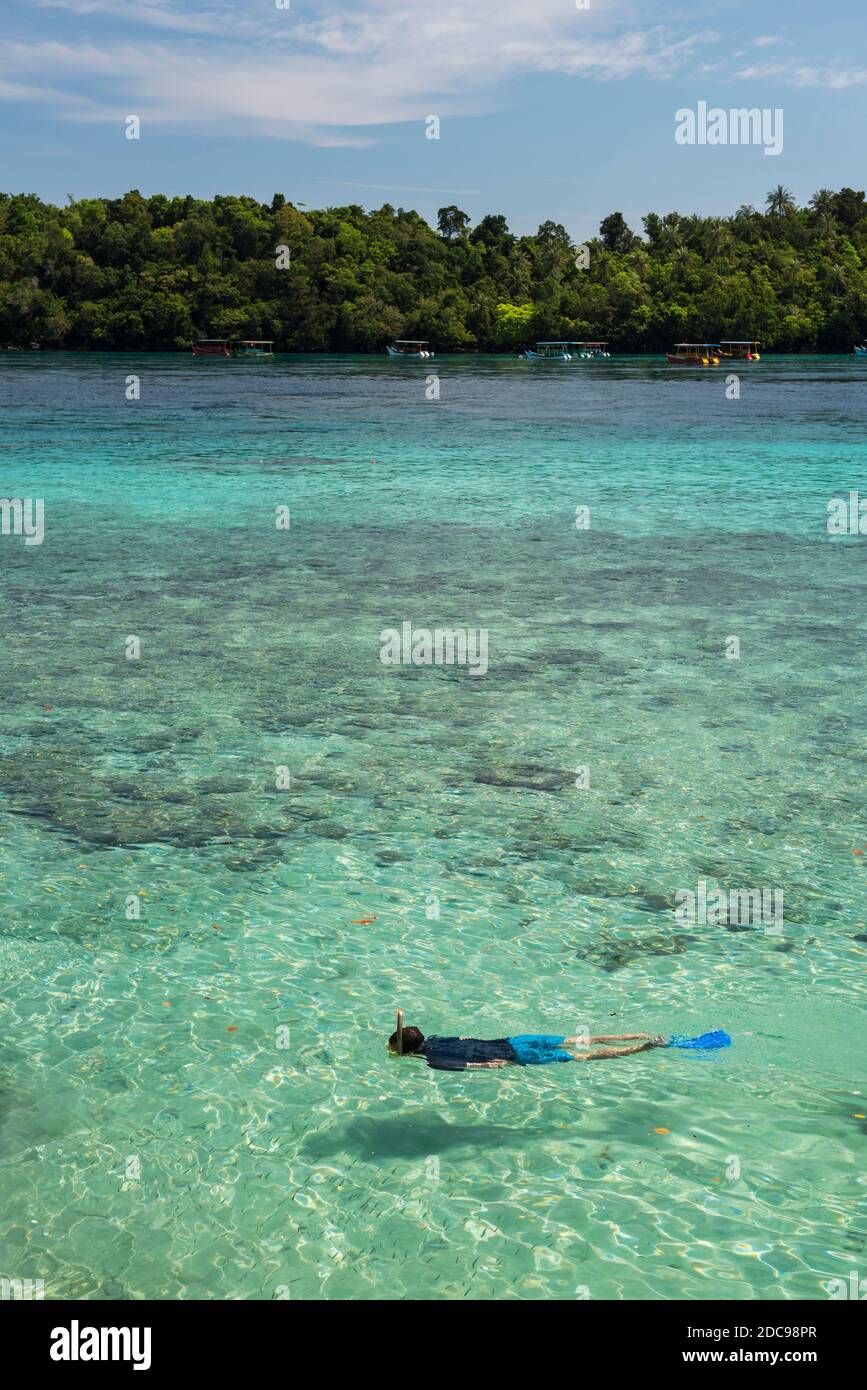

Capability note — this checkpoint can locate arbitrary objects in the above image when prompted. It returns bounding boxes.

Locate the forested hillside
[1,186,866,351]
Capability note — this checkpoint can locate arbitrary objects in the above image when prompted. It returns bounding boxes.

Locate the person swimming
[388,1016,667,1071]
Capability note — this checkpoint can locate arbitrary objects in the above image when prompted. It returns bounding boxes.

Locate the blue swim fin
[666,1030,731,1050]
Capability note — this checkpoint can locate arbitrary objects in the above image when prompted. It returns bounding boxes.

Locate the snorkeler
[388,1011,666,1071]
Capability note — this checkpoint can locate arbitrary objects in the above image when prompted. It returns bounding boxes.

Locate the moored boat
[854,344,867,356]
[234,339,274,358]
[719,340,761,361]
[386,340,434,358]
[666,342,721,366]
[524,339,611,360]
[192,338,233,357]
[524,341,576,361]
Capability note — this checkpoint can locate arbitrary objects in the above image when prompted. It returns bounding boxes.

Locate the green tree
[833,187,867,229]
[599,212,636,253]
[493,302,533,349]
[766,185,796,218]
[437,206,470,240]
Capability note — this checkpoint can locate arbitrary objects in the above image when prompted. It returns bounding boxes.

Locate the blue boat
[524,339,611,361]
[234,339,274,358]
[524,341,572,361]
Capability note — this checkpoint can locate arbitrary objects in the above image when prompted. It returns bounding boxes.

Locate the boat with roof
[191,338,275,358]
[524,339,612,361]
[192,338,233,357]
[524,341,578,361]
[386,340,434,358]
[234,340,274,358]
[719,340,761,361]
[666,342,721,366]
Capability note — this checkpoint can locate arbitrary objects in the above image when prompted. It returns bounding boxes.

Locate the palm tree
[682,213,703,246]
[766,185,796,218]
[660,213,684,252]
[732,204,759,245]
[703,218,730,259]
[809,189,836,219]
[809,189,837,238]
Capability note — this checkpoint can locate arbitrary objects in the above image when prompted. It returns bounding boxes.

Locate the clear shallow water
[0,351,865,1301]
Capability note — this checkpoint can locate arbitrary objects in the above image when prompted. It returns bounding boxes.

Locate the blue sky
[2,0,866,236]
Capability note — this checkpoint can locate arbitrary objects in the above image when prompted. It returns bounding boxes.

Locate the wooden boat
[719,340,761,361]
[192,338,233,357]
[666,342,721,366]
[854,345,867,356]
[386,340,433,358]
[234,340,274,358]
[575,340,610,359]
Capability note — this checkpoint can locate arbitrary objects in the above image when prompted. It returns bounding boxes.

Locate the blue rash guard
[422,1035,572,1071]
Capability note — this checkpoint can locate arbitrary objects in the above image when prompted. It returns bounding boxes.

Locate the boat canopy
[393,340,429,345]
[674,342,721,349]
[237,339,274,346]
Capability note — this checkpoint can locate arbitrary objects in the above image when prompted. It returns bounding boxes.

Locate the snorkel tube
[395,1008,404,1056]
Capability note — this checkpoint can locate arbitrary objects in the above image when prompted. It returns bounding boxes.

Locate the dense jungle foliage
[1,185,866,351]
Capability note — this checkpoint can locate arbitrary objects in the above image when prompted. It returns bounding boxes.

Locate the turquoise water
[1,351,865,1301]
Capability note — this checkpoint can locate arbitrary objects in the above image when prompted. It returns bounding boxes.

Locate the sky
[2,0,867,236]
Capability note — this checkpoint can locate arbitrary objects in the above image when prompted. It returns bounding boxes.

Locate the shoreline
[2,346,865,358]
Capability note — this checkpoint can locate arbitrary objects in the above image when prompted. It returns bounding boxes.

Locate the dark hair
[389,1025,425,1054]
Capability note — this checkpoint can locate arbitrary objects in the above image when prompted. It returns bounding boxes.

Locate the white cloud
[35,0,233,36]
[1,2,722,143]
[0,78,64,101]
[735,60,867,90]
